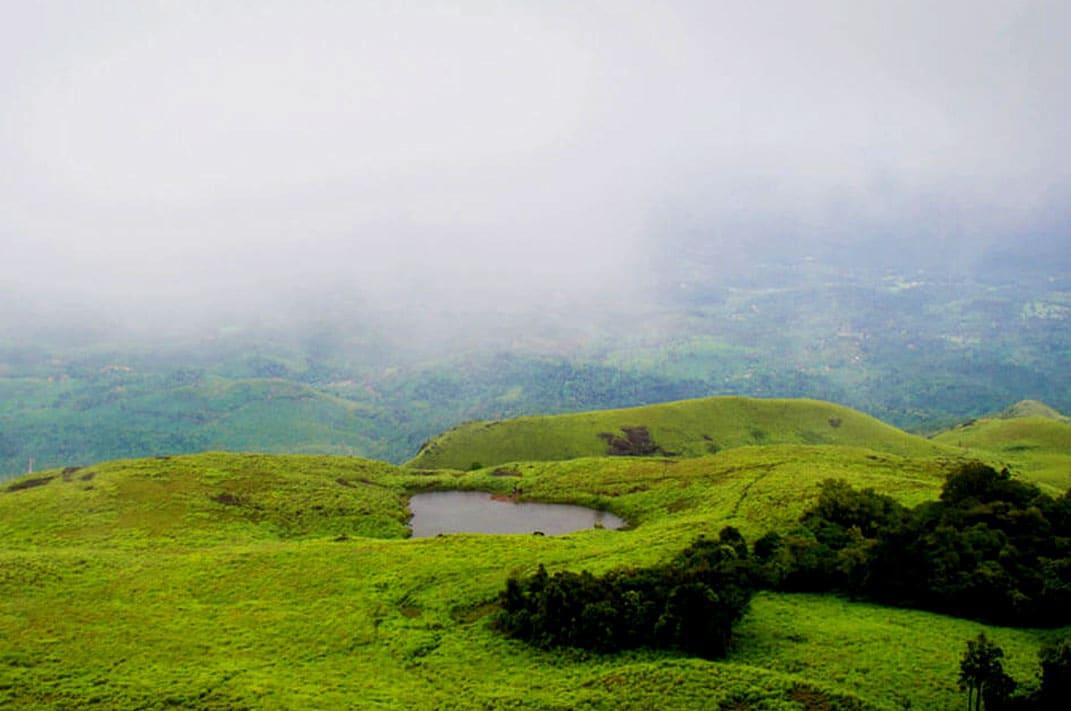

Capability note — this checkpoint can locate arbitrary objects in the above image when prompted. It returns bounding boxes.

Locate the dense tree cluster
[496,462,1071,660]
[762,463,1071,625]
[496,527,755,658]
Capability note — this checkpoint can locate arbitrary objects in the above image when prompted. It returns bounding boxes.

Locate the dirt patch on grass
[79,471,96,481]
[335,478,356,488]
[210,492,244,506]
[399,604,422,618]
[61,466,82,481]
[490,468,521,477]
[450,601,498,624]
[598,673,627,689]
[6,476,55,493]
[787,684,866,711]
[666,498,693,513]
[599,425,662,456]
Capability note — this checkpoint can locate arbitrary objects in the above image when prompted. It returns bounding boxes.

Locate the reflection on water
[408,491,627,537]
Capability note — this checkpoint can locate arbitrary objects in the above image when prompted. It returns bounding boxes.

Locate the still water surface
[408,491,627,537]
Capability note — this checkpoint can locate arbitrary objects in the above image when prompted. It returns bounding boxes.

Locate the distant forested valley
[2,255,1068,477]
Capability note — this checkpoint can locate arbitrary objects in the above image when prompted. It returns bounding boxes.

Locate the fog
[2,1,1069,346]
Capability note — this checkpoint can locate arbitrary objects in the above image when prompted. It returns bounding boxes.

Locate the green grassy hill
[996,399,1069,421]
[408,396,956,470]
[933,402,1071,491]
[5,446,1063,709]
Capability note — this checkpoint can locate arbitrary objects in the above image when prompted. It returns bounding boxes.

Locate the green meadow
[2,397,1069,708]
[933,412,1071,491]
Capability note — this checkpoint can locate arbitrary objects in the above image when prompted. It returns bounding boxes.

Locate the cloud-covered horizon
[3,0,1069,336]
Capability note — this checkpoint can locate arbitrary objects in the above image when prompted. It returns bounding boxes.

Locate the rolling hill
[933,401,1071,491]
[5,443,1062,709]
[407,396,956,470]
[996,399,1069,421]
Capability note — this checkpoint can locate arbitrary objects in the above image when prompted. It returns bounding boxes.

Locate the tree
[1038,637,1071,709]
[959,633,1008,710]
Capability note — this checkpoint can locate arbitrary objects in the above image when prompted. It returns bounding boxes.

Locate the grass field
[3,444,1064,709]
[932,409,1071,491]
[408,396,956,470]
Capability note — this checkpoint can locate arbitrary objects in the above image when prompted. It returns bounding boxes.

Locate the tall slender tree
[958,633,1007,710]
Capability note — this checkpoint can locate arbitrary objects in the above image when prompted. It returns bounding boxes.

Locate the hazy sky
[2,1,1069,333]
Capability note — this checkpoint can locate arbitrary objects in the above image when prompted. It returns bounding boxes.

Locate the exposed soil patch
[702,433,721,453]
[6,476,55,493]
[210,492,243,506]
[598,673,627,689]
[599,425,662,456]
[335,478,356,488]
[828,417,843,428]
[61,467,82,481]
[490,468,521,478]
[666,498,693,513]
[788,683,866,711]
[79,471,96,482]
[450,601,498,624]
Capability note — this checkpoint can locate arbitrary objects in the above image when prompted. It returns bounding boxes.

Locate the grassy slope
[933,410,1071,491]
[5,448,1063,709]
[0,453,410,548]
[997,399,1069,421]
[408,396,955,470]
